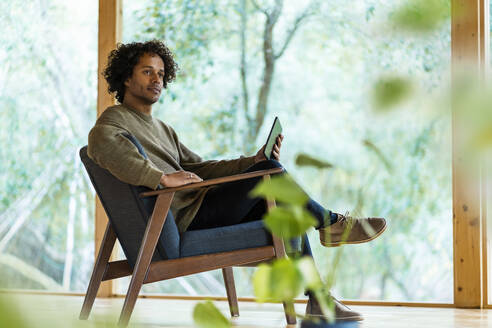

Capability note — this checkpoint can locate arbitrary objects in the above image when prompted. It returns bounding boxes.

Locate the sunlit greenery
[0,1,97,292]
[0,0,457,316]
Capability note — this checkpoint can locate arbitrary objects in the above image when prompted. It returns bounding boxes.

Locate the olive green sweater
[87,104,256,233]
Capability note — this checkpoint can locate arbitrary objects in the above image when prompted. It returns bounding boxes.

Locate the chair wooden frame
[79,167,296,327]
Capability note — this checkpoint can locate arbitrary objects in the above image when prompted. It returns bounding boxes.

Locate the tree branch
[390,273,412,300]
[240,0,252,127]
[176,276,199,295]
[62,167,78,290]
[0,253,63,290]
[22,224,66,262]
[0,152,71,253]
[269,0,283,27]
[255,0,282,117]
[250,0,269,16]
[200,272,226,293]
[274,3,316,60]
[245,0,283,152]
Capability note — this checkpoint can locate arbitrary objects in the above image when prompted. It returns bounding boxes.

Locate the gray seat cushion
[180,220,272,258]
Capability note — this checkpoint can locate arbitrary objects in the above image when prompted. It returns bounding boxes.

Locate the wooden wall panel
[95,0,122,297]
[480,0,490,307]
[451,0,483,308]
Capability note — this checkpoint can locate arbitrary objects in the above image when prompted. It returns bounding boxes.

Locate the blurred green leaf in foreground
[253,258,303,303]
[193,300,231,328]
[392,0,450,32]
[295,153,334,169]
[372,75,413,111]
[452,75,492,154]
[263,205,317,240]
[250,174,309,206]
[0,295,29,328]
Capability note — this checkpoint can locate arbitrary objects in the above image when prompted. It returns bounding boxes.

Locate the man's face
[124,53,165,105]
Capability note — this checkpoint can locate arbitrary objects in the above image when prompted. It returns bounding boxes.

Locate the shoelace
[339,212,377,235]
[337,212,356,231]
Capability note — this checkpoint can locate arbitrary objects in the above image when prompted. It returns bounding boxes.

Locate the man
[88,40,386,321]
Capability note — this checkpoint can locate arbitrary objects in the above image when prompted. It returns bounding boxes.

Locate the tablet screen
[263,117,282,160]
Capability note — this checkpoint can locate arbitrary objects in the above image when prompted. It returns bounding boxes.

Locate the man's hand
[254,134,283,163]
[160,170,203,187]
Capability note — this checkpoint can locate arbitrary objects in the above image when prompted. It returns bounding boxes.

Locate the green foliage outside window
[0,0,97,292]
[0,0,456,306]
[123,0,453,303]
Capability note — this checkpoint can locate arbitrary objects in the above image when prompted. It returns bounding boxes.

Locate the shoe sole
[319,221,387,247]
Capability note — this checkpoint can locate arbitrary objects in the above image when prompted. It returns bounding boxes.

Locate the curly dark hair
[103,40,178,103]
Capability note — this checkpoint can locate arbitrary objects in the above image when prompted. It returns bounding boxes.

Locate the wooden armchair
[78,140,296,327]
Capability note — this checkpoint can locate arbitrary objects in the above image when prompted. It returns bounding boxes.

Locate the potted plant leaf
[193,153,359,328]
[250,153,358,327]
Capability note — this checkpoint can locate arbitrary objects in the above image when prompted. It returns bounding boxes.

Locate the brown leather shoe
[305,294,363,321]
[319,213,386,247]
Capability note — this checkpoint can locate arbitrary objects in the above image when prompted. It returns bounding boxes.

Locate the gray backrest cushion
[80,143,180,267]
[120,133,180,260]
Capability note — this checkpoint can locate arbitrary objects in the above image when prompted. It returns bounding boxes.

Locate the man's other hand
[254,134,283,163]
[160,171,203,187]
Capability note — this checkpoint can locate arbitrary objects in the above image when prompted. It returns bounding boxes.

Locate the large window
[119,0,453,302]
[0,1,97,292]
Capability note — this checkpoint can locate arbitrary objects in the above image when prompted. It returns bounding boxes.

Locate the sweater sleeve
[87,123,164,189]
[183,154,256,179]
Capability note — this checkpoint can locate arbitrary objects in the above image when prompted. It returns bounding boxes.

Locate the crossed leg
[188,160,364,321]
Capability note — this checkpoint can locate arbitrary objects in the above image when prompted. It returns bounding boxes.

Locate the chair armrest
[139,167,284,197]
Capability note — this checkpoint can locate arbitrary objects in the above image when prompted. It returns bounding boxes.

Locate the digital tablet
[263,117,282,160]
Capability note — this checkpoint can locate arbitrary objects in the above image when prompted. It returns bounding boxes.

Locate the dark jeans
[187,160,334,257]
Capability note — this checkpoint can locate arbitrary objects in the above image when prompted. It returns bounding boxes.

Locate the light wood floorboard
[3,294,492,327]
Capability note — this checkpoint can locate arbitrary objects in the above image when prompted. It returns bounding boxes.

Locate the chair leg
[118,193,174,327]
[282,301,297,325]
[79,222,117,320]
[222,267,239,317]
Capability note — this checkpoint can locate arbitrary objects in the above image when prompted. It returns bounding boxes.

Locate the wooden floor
[4,294,492,327]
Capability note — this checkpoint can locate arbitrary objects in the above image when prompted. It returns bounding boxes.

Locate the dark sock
[305,290,315,300]
[315,210,338,229]
[306,199,338,229]
[329,211,338,225]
